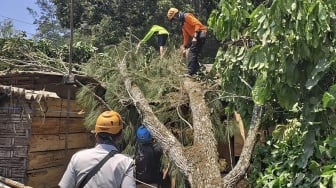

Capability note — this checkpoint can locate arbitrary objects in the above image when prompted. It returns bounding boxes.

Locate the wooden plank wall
[26,97,95,188]
[0,98,30,184]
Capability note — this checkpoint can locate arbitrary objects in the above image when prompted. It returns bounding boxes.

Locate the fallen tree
[115,50,263,187]
[0,40,263,187]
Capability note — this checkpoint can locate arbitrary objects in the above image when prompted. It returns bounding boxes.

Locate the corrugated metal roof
[0,71,105,100]
[0,85,59,101]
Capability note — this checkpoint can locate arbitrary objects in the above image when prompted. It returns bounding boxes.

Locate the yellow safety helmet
[95,111,123,135]
[167,8,179,21]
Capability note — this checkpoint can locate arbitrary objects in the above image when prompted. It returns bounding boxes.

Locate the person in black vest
[135,124,164,188]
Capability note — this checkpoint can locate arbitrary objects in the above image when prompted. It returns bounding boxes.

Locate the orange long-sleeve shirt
[182,13,207,48]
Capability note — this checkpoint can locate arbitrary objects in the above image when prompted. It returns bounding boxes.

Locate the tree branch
[223,104,263,187]
[116,50,192,176]
[182,78,222,187]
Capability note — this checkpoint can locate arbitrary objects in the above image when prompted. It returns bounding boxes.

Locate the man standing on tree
[59,110,136,188]
[167,7,207,76]
[137,25,169,58]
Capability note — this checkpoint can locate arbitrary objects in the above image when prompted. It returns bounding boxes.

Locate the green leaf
[252,73,271,105]
[297,130,314,168]
[328,114,336,129]
[305,59,332,90]
[294,173,305,186]
[322,92,336,108]
[326,135,336,148]
[309,160,321,175]
[329,85,336,96]
[332,173,336,187]
[284,61,300,86]
[322,164,336,173]
[322,85,336,108]
[276,84,299,110]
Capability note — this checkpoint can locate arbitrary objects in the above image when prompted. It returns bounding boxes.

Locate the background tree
[28,0,68,46]
[0,19,24,38]
[49,0,220,51]
[51,0,175,49]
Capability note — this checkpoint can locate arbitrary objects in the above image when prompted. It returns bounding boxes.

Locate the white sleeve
[120,161,136,188]
[58,158,77,188]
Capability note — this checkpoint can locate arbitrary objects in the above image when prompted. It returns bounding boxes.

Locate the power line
[0,14,35,26]
[0,14,36,37]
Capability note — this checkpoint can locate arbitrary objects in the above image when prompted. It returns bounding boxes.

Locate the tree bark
[182,79,222,187]
[222,105,263,187]
[118,57,192,176]
[117,55,263,187]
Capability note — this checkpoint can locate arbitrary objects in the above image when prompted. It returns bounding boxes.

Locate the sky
[0,0,39,37]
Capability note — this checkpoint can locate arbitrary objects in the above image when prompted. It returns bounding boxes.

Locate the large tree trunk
[118,58,192,175]
[117,55,263,187]
[182,79,222,187]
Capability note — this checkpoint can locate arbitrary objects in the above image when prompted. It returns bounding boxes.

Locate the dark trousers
[187,34,206,75]
[157,34,168,46]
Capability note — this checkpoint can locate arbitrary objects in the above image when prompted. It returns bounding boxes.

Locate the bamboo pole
[0,176,32,188]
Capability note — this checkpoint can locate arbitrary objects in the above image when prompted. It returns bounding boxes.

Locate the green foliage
[0,19,23,38]
[0,37,62,72]
[75,85,101,130]
[78,40,190,128]
[59,41,97,64]
[248,120,320,187]
[50,0,219,51]
[0,36,96,72]
[2,0,234,186]
[74,37,228,187]
[52,0,176,49]
[209,0,336,186]
[208,0,253,40]
[249,118,336,187]
[209,0,336,109]
[322,85,336,109]
[29,0,68,45]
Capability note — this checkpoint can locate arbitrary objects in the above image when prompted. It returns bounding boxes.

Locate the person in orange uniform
[167,8,207,76]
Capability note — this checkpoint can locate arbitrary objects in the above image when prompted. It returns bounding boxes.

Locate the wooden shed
[0,72,103,188]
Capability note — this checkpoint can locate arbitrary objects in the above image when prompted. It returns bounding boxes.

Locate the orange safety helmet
[167,8,179,21]
[95,111,123,135]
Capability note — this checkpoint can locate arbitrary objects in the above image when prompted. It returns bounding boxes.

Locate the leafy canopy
[209,0,336,186]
